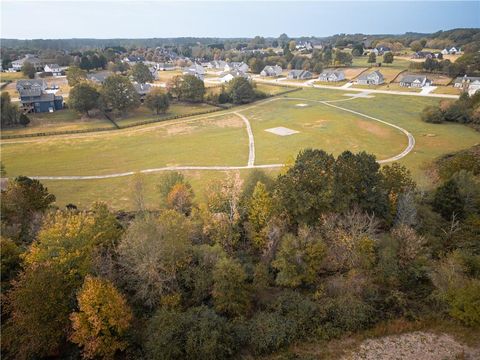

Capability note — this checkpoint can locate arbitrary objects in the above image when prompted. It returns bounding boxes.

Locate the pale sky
[1,1,479,39]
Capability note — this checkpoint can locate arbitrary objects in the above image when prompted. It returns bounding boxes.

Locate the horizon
[1,1,479,39]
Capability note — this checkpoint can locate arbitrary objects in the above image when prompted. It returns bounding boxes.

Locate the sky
[1,1,479,39]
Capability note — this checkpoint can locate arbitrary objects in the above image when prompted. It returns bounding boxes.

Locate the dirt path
[233,112,255,167]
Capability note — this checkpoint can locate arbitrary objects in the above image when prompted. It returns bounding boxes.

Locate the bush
[421,105,444,123]
[247,311,295,355]
[146,306,238,360]
[446,280,480,327]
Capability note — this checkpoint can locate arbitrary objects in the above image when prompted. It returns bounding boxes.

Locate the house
[399,74,430,88]
[441,48,449,55]
[449,47,460,54]
[224,62,249,73]
[183,63,205,80]
[133,82,153,101]
[372,46,391,56]
[44,64,62,76]
[218,70,249,83]
[207,60,227,70]
[87,71,113,84]
[260,65,282,77]
[12,54,43,71]
[16,79,63,113]
[122,55,145,64]
[453,75,480,95]
[356,70,385,85]
[296,41,313,53]
[287,69,313,80]
[412,51,434,59]
[318,69,345,82]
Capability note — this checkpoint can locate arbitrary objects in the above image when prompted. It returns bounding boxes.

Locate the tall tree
[100,74,140,114]
[368,52,377,64]
[228,77,256,104]
[66,66,87,86]
[383,52,394,64]
[69,82,100,116]
[144,87,170,114]
[70,276,133,360]
[131,62,154,84]
[21,61,35,79]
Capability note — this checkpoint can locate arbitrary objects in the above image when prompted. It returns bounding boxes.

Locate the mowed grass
[243,91,407,165]
[254,82,295,95]
[334,93,480,187]
[1,114,249,177]
[1,110,115,136]
[113,103,219,127]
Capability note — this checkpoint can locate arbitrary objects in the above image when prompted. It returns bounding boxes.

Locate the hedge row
[1,85,302,139]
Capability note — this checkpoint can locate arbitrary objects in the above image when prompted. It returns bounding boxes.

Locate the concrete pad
[295,103,309,107]
[265,127,299,136]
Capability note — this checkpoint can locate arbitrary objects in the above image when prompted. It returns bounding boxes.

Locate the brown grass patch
[356,119,390,138]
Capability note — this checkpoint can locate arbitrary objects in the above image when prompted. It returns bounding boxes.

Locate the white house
[356,70,385,85]
[183,63,205,80]
[318,69,345,82]
[260,65,282,77]
[399,74,430,88]
[224,62,249,73]
[44,64,62,76]
[287,69,313,80]
[449,47,460,54]
[219,69,249,83]
[441,48,449,55]
[453,75,480,95]
[12,54,42,71]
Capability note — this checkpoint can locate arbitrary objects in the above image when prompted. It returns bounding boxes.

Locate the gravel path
[234,112,255,167]
[342,331,480,360]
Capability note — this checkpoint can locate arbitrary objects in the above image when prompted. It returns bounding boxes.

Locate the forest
[1,146,479,359]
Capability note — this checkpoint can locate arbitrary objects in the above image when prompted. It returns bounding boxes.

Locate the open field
[113,102,219,127]
[254,82,295,95]
[0,72,25,82]
[154,70,183,83]
[432,86,462,95]
[2,87,479,209]
[352,56,412,70]
[1,110,115,136]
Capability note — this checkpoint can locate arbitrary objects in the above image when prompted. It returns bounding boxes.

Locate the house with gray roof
[219,69,249,83]
[183,63,205,80]
[44,64,62,76]
[260,65,282,77]
[399,74,430,88]
[133,82,153,101]
[224,62,249,73]
[12,54,43,71]
[453,75,480,95]
[356,70,384,85]
[287,69,313,80]
[318,69,345,82]
[87,71,113,84]
[16,79,63,113]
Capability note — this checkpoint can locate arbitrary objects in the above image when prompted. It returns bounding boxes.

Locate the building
[260,65,282,77]
[219,69,249,83]
[296,41,313,53]
[449,47,460,54]
[44,64,62,76]
[411,51,434,59]
[441,48,449,55]
[318,69,345,82]
[133,82,153,101]
[399,74,430,88]
[224,62,249,73]
[87,71,113,84]
[356,70,384,85]
[16,79,63,113]
[287,69,313,80]
[122,55,145,64]
[12,54,43,71]
[372,46,391,56]
[183,63,205,80]
[453,75,480,95]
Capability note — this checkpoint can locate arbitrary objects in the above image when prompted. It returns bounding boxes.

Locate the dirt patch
[356,119,390,138]
[304,119,329,129]
[210,116,244,128]
[342,331,480,360]
[166,123,198,136]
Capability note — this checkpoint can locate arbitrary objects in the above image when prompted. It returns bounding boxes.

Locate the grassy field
[2,87,479,209]
[254,82,295,95]
[352,56,412,70]
[432,86,462,95]
[0,72,25,82]
[113,103,219,127]
[1,110,115,136]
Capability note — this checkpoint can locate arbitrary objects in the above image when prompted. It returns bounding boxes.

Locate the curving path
[5,96,416,181]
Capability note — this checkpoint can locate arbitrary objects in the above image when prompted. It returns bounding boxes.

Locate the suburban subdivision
[1,2,479,359]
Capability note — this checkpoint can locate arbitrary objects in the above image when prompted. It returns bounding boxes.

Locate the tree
[69,82,100,116]
[2,264,76,360]
[168,74,205,103]
[157,171,189,207]
[18,113,30,127]
[145,87,170,114]
[276,149,335,225]
[433,179,465,220]
[79,56,92,70]
[410,40,423,52]
[212,257,251,317]
[380,162,416,218]
[1,92,19,127]
[167,183,195,216]
[1,176,55,243]
[116,211,192,307]
[334,50,353,66]
[421,105,444,123]
[131,62,154,84]
[288,40,296,52]
[67,66,87,86]
[248,57,265,74]
[21,61,35,79]
[0,237,22,287]
[70,276,133,360]
[273,228,326,287]
[228,77,256,104]
[368,52,377,64]
[352,43,364,56]
[100,74,140,113]
[383,52,394,64]
[247,181,274,250]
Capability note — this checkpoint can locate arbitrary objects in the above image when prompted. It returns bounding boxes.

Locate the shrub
[247,311,295,355]
[421,105,444,123]
[446,280,480,327]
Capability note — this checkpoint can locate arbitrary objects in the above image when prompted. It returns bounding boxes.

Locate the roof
[45,63,60,69]
[358,70,384,81]
[320,69,344,77]
[401,74,427,83]
[17,79,46,89]
[454,75,480,84]
[133,82,152,94]
[289,69,308,76]
[87,71,113,83]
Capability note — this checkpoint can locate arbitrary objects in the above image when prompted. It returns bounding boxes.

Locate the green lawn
[1,109,116,136]
[254,82,294,95]
[113,103,219,127]
[351,57,412,70]
[2,87,479,209]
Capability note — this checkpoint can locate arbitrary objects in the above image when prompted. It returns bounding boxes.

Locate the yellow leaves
[70,276,133,360]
